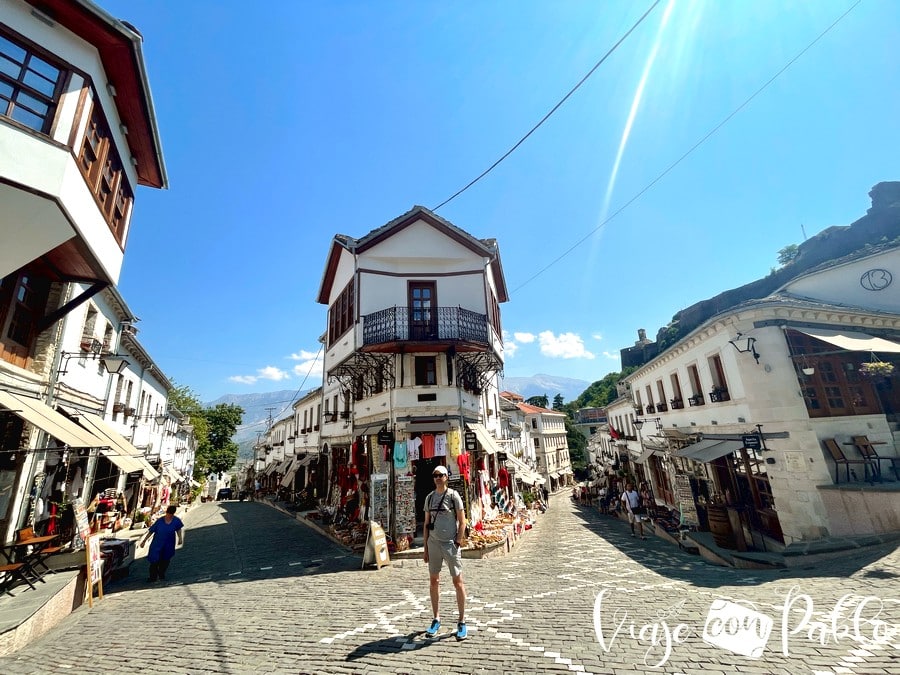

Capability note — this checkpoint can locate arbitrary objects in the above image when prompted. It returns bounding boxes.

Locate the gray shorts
[426,537,462,578]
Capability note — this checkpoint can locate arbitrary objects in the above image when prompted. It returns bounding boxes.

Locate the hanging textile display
[490,481,516,515]
[370,473,390,529]
[394,476,416,538]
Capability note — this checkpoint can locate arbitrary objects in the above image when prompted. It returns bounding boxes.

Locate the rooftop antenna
[800,223,807,241]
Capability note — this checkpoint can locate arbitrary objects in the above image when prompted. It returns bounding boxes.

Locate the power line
[431,0,663,212]
[512,0,861,293]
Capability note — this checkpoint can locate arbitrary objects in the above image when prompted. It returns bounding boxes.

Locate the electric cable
[432,0,662,211]
[511,0,862,292]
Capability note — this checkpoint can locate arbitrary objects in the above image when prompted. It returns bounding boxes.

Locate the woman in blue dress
[138,504,184,582]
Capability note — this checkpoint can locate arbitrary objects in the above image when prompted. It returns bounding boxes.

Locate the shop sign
[362,520,390,569]
[741,434,762,450]
[377,429,395,445]
[464,431,477,451]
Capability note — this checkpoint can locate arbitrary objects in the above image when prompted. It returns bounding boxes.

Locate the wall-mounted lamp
[729,333,760,364]
[58,351,129,376]
[633,417,662,432]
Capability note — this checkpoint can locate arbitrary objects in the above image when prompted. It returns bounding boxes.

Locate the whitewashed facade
[614,244,900,546]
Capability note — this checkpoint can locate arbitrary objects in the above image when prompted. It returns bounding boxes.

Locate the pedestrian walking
[423,464,468,641]
[620,482,646,539]
[138,504,184,582]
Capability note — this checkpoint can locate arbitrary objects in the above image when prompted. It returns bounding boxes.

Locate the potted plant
[859,361,895,378]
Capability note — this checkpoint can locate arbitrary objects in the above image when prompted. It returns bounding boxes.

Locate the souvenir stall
[32,445,90,543]
[308,439,369,550]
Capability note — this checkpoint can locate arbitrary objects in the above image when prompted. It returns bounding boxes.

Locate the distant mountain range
[499,374,591,403]
[210,374,593,461]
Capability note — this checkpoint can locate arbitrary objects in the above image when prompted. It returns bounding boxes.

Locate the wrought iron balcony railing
[362,306,490,346]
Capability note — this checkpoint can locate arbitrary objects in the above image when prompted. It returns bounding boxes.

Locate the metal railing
[362,306,490,346]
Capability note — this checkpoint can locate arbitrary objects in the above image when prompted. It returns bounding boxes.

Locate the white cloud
[289,349,319,361]
[602,351,619,360]
[228,375,258,385]
[258,366,290,381]
[505,341,518,358]
[293,356,324,380]
[514,332,536,343]
[228,365,291,385]
[592,333,604,341]
[538,331,595,359]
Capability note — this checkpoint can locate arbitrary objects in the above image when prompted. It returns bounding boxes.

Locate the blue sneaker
[456,622,468,641]
[425,618,440,637]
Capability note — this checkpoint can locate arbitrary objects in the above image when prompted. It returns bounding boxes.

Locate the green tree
[525,394,549,408]
[201,403,244,476]
[777,244,799,266]
[565,417,587,471]
[572,366,637,409]
[552,393,565,410]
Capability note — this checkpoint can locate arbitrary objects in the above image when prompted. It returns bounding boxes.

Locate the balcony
[670,398,684,410]
[645,404,656,414]
[709,387,731,403]
[656,403,669,413]
[362,306,489,348]
[688,394,705,407]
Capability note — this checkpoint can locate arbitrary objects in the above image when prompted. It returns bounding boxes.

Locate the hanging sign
[72,497,91,551]
[377,429,395,445]
[464,431,477,452]
[675,473,699,527]
[362,520,390,569]
[741,434,762,450]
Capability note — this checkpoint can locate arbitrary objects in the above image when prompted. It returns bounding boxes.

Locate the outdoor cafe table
[0,533,59,583]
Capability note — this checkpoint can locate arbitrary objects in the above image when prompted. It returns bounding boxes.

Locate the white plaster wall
[3,0,136,183]
[785,248,900,313]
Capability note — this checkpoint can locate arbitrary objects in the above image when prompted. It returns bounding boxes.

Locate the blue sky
[102,0,899,403]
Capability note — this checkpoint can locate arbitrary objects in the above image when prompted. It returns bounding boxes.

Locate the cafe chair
[849,435,899,481]
[822,438,876,484]
[0,562,35,596]
[14,526,60,581]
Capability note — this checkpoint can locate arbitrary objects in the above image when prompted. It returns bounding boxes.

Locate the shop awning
[503,452,546,485]
[676,439,742,463]
[296,454,316,467]
[280,457,299,487]
[68,410,159,480]
[795,327,900,353]
[405,419,450,433]
[635,448,663,464]
[0,390,104,448]
[549,471,561,480]
[467,423,503,455]
[162,465,182,482]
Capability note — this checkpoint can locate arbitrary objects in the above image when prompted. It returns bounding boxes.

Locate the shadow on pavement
[570,501,900,588]
[106,501,361,591]
[344,631,453,660]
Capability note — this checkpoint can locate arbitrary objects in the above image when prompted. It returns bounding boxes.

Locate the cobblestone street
[1,495,897,674]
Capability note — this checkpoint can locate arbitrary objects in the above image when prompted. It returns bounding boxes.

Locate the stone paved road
[0,496,898,674]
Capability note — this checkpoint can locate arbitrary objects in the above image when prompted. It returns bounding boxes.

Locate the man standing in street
[423,464,468,641]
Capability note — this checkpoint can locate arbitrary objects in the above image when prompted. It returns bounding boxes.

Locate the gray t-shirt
[426,489,464,542]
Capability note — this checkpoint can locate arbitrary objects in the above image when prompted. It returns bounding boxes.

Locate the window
[0,31,65,134]
[670,373,683,405]
[414,356,436,386]
[409,282,436,340]
[2,273,50,350]
[687,364,702,396]
[327,279,355,345]
[77,102,134,241]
